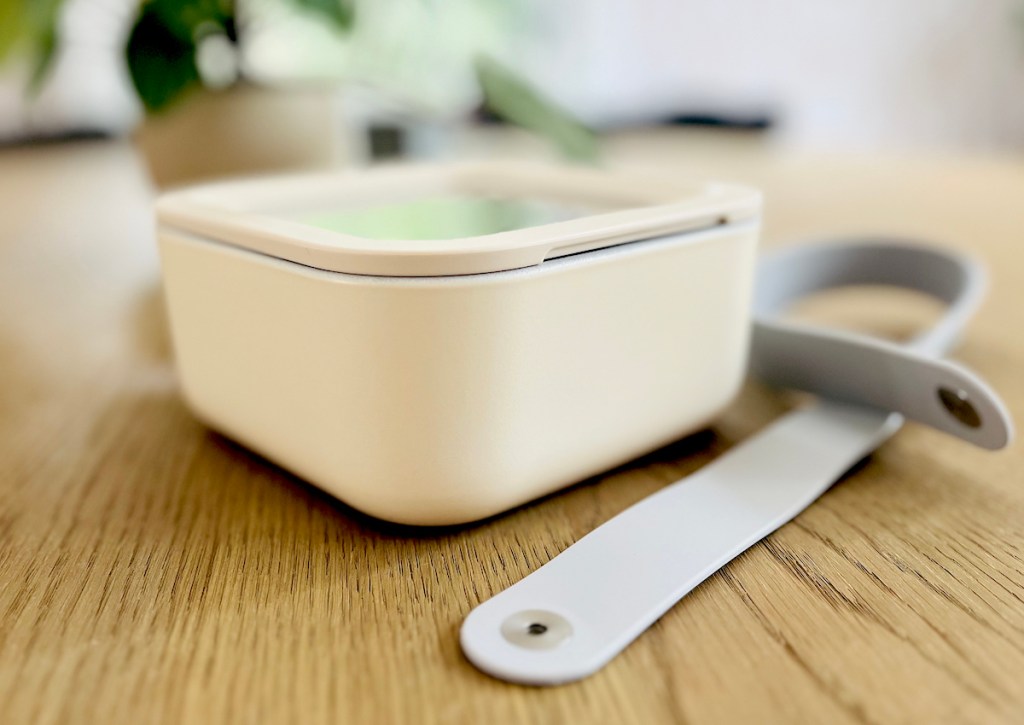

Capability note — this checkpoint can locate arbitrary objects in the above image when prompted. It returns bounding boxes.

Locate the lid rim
[156,162,762,277]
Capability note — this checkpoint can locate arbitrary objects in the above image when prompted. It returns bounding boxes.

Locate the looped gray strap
[753,240,1011,450]
[461,240,1013,686]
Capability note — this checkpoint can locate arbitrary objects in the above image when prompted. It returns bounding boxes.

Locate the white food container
[156,162,761,525]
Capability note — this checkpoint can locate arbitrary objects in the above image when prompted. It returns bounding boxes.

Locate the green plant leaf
[290,0,354,32]
[126,2,202,112]
[0,2,27,64]
[143,0,233,42]
[1,0,64,93]
[475,54,599,162]
[26,19,57,94]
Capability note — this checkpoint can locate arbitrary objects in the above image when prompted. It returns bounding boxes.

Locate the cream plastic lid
[156,161,761,277]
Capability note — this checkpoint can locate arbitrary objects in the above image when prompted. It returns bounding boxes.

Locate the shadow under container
[156,162,761,525]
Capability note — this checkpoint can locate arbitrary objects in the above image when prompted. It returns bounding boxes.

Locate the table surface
[1,131,1023,724]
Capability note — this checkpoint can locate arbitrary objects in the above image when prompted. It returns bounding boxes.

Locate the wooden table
[2,132,1023,724]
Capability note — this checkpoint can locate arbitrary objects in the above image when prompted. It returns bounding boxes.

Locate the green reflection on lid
[297,195,595,241]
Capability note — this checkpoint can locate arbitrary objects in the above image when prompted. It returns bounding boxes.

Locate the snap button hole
[938,387,982,429]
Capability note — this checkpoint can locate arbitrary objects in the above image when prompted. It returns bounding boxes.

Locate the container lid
[156,161,760,277]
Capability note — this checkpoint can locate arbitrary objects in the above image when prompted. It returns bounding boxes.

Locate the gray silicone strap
[752,241,1011,450]
[461,240,1014,686]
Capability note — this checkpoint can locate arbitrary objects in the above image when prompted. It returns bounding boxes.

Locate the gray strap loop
[752,240,1012,449]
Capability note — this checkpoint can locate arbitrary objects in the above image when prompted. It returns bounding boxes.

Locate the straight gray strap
[462,402,899,685]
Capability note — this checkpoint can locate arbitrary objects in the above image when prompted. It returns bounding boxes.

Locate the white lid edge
[156,161,761,277]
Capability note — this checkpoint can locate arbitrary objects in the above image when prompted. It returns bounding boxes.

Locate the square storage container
[156,162,761,524]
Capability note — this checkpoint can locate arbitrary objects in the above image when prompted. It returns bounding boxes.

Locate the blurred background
[3,0,1024,187]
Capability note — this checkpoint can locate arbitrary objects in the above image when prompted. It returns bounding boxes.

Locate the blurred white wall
[0,0,140,141]
[518,0,1024,151]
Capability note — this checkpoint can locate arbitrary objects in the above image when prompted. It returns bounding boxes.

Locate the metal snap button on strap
[460,239,1014,686]
[501,611,573,650]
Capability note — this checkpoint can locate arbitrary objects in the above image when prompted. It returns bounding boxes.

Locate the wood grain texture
[1,132,1023,724]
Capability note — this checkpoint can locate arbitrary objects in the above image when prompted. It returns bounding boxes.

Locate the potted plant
[1,0,596,186]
